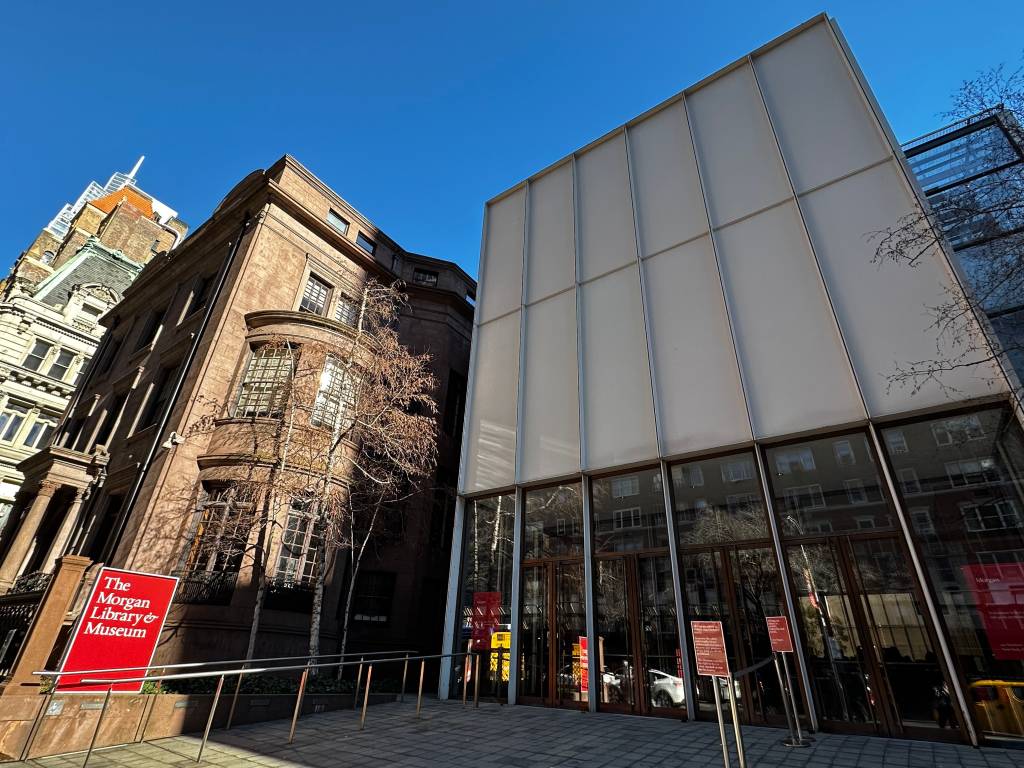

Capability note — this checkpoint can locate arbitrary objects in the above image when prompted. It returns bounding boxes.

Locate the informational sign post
[765,615,810,748]
[58,567,178,692]
[691,621,744,768]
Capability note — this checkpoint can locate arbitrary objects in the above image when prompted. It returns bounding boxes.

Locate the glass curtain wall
[879,407,1024,743]
[453,493,515,700]
[671,452,789,725]
[591,468,680,715]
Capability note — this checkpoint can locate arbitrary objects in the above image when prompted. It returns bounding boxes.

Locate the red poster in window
[471,591,501,650]
[963,563,1024,660]
[692,621,730,677]
[58,567,178,693]
[579,636,589,691]
[766,616,794,653]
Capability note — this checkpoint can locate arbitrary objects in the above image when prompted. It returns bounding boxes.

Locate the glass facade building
[443,15,1024,747]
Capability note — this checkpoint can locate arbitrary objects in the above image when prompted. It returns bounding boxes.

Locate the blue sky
[4,0,1023,280]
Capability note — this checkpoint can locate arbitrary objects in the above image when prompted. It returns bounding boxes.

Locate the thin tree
[873,55,1024,397]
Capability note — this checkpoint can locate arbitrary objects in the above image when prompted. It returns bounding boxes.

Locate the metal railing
[23,648,497,767]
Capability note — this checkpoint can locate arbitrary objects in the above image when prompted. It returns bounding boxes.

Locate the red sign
[766,616,794,653]
[692,620,729,677]
[470,591,501,651]
[58,567,178,692]
[963,563,1024,660]
[579,636,589,691]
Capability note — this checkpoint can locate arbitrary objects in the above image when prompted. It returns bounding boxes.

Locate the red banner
[766,616,794,653]
[579,636,589,691]
[692,620,730,677]
[963,563,1024,660]
[58,567,178,692]
[470,591,501,651]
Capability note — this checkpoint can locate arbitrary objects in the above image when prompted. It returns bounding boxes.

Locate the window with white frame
[886,430,909,455]
[0,404,29,443]
[22,417,55,449]
[334,293,360,326]
[300,274,331,315]
[184,485,255,575]
[275,500,322,586]
[235,345,294,417]
[945,457,1000,487]
[23,340,52,371]
[311,355,357,431]
[854,515,876,529]
[833,440,856,466]
[47,349,75,381]
[932,414,985,446]
[613,507,642,530]
[327,210,349,235]
[783,484,826,512]
[774,448,816,475]
[720,458,755,483]
[909,507,936,535]
[611,476,639,498]
[961,499,1022,532]
[898,467,922,495]
[844,478,868,505]
[674,465,704,488]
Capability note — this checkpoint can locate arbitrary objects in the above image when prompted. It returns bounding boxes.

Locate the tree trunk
[335,509,378,680]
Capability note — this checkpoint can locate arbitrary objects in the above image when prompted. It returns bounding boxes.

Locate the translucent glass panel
[687,64,791,227]
[800,161,1007,415]
[753,23,888,194]
[526,163,575,304]
[520,291,581,482]
[479,188,525,323]
[462,313,520,493]
[576,134,637,282]
[642,237,750,454]
[627,101,708,257]
[715,202,863,437]
[580,266,657,469]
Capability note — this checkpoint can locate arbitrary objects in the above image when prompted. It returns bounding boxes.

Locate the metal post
[196,674,225,763]
[400,655,409,703]
[462,653,469,706]
[416,659,426,719]
[353,657,364,710]
[359,665,373,731]
[288,667,309,745]
[226,663,246,730]
[473,653,481,708]
[19,691,52,762]
[711,680,730,768]
[727,677,747,768]
[83,685,112,768]
[782,653,807,744]
[774,654,796,741]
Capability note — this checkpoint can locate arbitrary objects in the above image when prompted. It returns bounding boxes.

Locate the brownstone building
[0,155,474,666]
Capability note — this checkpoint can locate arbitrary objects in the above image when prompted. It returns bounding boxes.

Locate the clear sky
[4,0,1023,280]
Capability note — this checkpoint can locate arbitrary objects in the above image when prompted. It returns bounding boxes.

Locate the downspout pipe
[103,211,254,563]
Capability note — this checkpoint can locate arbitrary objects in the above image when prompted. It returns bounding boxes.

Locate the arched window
[40,251,55,265]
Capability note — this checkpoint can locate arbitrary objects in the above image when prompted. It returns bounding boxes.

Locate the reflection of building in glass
[443,14,1024,748]
[903,108,1024,378]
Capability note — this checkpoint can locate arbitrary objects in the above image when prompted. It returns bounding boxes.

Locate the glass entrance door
[594,554,683,716]
[786,535,958,738]
[519,560,587,708]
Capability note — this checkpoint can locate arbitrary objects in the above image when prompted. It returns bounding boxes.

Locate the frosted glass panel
[643,238,751,453]
[479,188,525,323]
[520,291,581,481]
[801,161,1008,415]
[687,64,791,227]
[715,202,864,437]
[462,313,520,493]
[628,101,709,257]
[753,22,889,194]
[526,163,575,304]
[576,134,638,282]
[580,266,657,469]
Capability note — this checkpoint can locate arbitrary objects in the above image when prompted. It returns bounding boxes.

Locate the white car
[649,669,686,708]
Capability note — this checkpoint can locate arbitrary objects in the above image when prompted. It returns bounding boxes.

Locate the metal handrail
[21,648,493,767]
[31,647,417,679]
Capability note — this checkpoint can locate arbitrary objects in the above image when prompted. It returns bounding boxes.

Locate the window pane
[47,350,74,380]
[879,407,1024,740]
[591,468,667,553]
[672,452,768,546]
[300,275,330,315]
[311,356,355,430]
[235,345,294,417]
[334,294,359,326]
[327,210,349,235]
[356,233,376,255]
[23,341,51,371]
[765,434,892,535]
[524,483,583,559]
[0,405,28,442]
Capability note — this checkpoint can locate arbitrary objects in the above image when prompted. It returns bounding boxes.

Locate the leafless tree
[873,55,1024,397]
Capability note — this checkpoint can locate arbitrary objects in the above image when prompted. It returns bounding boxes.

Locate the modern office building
[441,14,1024,747]
[904,107,1024,379]
[0,155,473,669]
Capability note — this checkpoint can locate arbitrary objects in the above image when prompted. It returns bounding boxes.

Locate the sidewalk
[17,699,1024,768]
